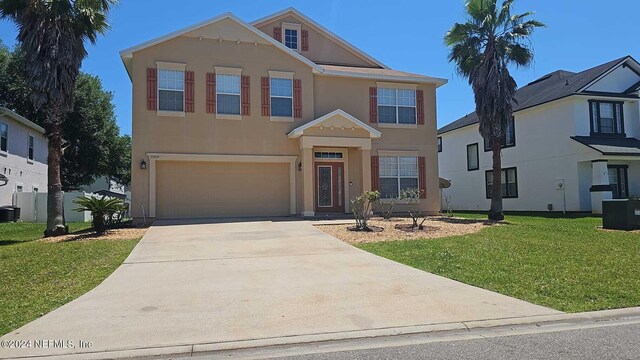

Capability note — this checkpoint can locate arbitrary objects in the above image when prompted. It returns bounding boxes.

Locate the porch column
[361,149,372,192]
[301,147,315,217]
[590,160,612,214]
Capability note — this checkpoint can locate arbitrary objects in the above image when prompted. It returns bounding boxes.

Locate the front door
[315,162,345,213]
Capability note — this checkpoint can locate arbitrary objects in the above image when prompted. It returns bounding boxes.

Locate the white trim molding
[268,70,295,79]
[146,153,298,218]
[288,109,382,139]
[214,66,243,75]
[155,61,186,70]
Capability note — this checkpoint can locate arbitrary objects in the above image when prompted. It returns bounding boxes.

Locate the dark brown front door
[315,162,345,213]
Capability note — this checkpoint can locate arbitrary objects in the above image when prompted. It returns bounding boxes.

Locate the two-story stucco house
[438,56,640,214]
[0,107,48,206]
[120,8,447,222]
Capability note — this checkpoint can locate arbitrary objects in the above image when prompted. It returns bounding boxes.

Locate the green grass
[358,213,640,313]
[0,222,140,335]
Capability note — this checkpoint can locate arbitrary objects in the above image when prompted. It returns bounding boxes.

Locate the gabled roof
[0,107,45,135]
[119,12,323,79]
[251,7,388,69]
[438,56,639,135]
[288,109,381,138]
[571,136,640,157]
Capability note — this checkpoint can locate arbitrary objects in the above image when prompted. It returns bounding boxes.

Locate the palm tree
[0,0,117,236]
[445,0,543,220]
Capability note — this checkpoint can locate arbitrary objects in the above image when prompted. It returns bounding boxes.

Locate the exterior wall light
[140,160,147,170]
[298,162,302,171]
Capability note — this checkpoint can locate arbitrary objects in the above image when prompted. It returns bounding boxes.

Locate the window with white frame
[270,77,293,117]
[216,74,241,115]
[0,122,7,152]
[28,134,34,161]
[379,156,418,199]
[282,23,301,51]
[378,88,416,124]
[158,69,184,112]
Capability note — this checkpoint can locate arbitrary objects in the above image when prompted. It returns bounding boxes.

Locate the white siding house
[0,107,48,206]
[438,56,640,214]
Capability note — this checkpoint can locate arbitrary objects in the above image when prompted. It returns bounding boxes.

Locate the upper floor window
[216,73,241,115]
[282,23,301,51]
[158,69,184,112]
[486,167,518,199]
[484,116,515,151]
[27,134,34,161]
[590,100,624,136]
[270,77,293,117]
[437,137,442,152]
[378,88,416,124]
[467,143,479,171]
[0,122,7,152]
[379,156,418,199]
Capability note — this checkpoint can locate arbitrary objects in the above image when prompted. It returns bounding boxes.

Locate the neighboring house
[79,176,129,194]
[438,56,640,214]
[0,107,48,206]
[120,8,447,222]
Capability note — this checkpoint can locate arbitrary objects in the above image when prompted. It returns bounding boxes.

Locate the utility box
[602,199,640,230]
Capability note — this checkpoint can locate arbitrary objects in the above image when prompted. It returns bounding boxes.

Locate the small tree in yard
[74,196,124,234]
[400,188,427,230]
[351,191,380,231]
[379,197,397,220]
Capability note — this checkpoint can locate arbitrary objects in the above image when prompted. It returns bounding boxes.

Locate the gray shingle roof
[438,56,631,135]
[571,136,640,156]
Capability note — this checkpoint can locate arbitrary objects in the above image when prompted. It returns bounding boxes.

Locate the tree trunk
[489,137,505,221]
[44,129,68,237]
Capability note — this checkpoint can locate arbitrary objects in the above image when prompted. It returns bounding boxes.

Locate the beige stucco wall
[156,161,290,218]
[255,15,376,68]
[313,76,441,214]
[130,31,314,219]
[129,21,440,219]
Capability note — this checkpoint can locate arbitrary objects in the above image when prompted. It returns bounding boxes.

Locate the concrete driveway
[1,219,560,359]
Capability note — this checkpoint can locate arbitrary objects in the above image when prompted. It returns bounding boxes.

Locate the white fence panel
[12,191,92,223]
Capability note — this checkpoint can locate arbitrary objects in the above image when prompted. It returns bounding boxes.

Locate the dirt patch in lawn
[316,217,496,244]
[41,227,148,243]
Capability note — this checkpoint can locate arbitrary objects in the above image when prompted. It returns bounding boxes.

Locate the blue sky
[1,0,639,135]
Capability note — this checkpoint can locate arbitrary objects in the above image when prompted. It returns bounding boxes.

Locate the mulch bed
[316,216,497,244]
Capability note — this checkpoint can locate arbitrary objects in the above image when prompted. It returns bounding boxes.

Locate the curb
[8,307,640,360]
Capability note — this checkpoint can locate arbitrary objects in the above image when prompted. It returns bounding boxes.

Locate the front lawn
[0,222,140,335]
[358,213,640,313]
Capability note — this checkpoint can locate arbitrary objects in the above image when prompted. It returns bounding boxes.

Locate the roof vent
[565,79,570,85]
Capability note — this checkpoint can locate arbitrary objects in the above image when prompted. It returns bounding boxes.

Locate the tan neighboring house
[0,107,48,206]
[120,8,447,222]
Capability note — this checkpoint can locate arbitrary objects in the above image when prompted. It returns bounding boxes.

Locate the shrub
[379,198,397,220]
[400,188,427,229]
[351,191,380,231]
[73,196,126,234]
